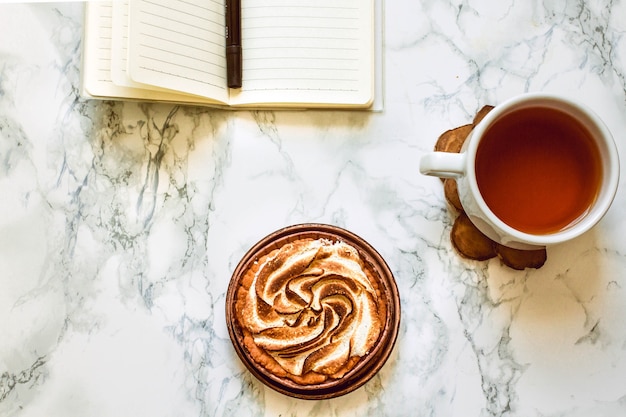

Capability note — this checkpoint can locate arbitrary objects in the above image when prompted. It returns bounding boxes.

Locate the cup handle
[419,152,466,178]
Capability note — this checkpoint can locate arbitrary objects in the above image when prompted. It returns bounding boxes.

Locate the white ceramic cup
[419,93,620,249]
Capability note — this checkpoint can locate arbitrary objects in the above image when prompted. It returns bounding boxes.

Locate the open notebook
[81,0,383,110]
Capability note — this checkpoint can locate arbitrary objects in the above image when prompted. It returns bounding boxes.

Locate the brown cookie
[443,178,463,212]
[473,105,495,125]
[495,244,547,270]
[434,124,473,154]
[450,212,497,261]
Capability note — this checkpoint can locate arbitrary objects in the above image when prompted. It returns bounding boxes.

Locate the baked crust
[234,238,386,385]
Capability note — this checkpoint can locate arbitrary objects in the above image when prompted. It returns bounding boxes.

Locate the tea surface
[475,107,602,234]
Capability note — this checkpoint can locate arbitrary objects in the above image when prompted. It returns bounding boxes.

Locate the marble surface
[1,1,626,416]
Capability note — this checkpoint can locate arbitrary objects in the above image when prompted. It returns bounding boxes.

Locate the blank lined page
[84,1,160,99]
[111,0,132,86]
[82,1,115,90]
[128,0,229,102]
[232,0,374,106]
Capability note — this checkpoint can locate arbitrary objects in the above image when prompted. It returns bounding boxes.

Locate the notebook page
[111,0,186,94]
[82,1,152,98]
[128,0,229,102]
[82,2,225,104]
[231,0,374,107]
[110,0,133,86]
[82,1,116,96]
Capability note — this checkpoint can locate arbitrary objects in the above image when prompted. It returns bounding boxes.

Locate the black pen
[225,0,242,89]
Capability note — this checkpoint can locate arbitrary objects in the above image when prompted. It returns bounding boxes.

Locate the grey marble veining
[1,1,626,416]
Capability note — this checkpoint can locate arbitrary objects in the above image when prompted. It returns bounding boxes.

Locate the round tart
[226,224,400,399]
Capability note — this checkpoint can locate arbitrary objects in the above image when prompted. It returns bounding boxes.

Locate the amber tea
[475,107,602,235]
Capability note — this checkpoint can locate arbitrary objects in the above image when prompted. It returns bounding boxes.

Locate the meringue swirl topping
[236,238,384,383]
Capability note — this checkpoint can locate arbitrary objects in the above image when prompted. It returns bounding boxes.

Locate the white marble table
[1,2,626,416]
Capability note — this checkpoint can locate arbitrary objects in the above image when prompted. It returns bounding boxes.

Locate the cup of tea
[419,93,620,249]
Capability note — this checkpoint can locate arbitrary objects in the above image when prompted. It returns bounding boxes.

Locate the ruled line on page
[239,0,368,94]
[129,0,229,96]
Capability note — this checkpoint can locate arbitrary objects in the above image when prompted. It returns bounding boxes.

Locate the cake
[226,224,399,399]
[235,237,385,384]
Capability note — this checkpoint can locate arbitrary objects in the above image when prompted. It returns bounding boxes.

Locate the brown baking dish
[225,223,400,399]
